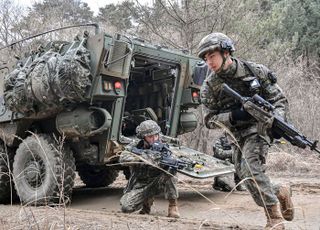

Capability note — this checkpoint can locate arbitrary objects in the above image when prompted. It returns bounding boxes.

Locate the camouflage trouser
[120,174,178,213]
[233,134,280,207]
[213,137,240,187]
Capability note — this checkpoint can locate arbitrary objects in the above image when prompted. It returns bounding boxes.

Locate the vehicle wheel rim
[24,156,45,189]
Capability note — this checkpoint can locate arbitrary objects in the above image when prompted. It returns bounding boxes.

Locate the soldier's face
[204,51,229,72]
[144,134,159,145]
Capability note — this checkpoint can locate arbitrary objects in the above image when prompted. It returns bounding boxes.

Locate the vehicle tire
[0,141,16,204]
[77,164,118,188]
[13,134,76,205]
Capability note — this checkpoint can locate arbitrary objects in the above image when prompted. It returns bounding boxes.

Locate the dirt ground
[0,151,319,229]
[1,170,320,230]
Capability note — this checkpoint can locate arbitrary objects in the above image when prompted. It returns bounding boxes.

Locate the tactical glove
[230,108,251,123]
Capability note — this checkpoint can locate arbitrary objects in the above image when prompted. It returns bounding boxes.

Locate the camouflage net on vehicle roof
[4,41,92,117]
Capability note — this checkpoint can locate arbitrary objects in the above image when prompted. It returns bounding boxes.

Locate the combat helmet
[136,120,161,139]
[197,32,235,59]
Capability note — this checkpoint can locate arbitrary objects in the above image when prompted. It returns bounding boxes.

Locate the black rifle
[131,141,194,173]
[222,83,320,154]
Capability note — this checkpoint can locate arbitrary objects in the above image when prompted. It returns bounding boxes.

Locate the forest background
[0,0,319,158]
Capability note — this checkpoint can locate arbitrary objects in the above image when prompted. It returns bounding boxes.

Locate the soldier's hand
[144,149,162,162]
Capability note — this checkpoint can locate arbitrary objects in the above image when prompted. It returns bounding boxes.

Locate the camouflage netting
[4,42,92,117]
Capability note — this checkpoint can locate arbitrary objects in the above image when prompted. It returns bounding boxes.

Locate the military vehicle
[0,24,234,205]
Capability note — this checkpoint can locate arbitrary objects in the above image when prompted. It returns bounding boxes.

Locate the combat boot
[139,197,154,214]
[234,175,246,191]
[264,204,285,230]
[213,177,233,192]
[168,199,180,218]
[235,183,246,191]
[276,185,294,221]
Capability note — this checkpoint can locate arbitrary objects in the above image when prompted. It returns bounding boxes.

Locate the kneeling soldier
[120,120,180,218]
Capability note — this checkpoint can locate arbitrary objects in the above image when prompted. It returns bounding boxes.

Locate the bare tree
[0,0,24,47]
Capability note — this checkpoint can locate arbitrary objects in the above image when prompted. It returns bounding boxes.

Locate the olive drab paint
[0,26,235,205]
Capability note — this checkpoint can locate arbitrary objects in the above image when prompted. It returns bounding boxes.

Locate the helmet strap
[215,50,227,73]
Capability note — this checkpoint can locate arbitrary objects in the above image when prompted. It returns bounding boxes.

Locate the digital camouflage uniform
[213,135,245,191]
[213,136,234,161]
[119,122,178,214]
[201,57,288,207]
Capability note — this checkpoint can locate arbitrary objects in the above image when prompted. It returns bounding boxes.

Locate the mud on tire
[13,134,76,205]
[77,164,118,188]
[0,142,16,204]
